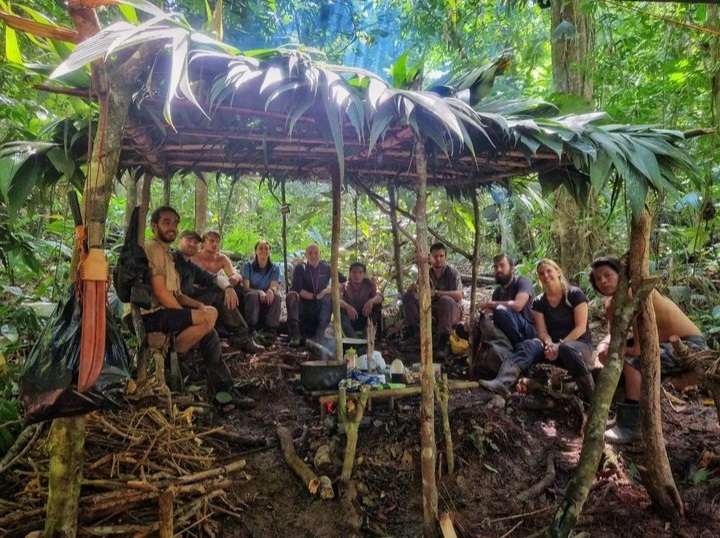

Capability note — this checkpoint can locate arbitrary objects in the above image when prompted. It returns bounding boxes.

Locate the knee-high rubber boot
[604,402,641,444]
[289,320,301,348]
[478,360,521,397]
[574,373,596,403]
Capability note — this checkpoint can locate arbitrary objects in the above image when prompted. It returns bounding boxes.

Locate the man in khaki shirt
[142,206,254,409]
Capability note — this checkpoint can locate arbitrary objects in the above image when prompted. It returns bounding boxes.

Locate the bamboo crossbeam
[318,381,479,418]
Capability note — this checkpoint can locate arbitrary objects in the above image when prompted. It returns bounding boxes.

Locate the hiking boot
[478,360,521,397]
[604,402,641,444]
[230,333,265,354]
[229,386,256,409]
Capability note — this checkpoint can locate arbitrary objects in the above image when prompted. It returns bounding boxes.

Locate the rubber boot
[433,334,450,362]
[289,321,301,348]
[574,373,596,403]
[604,402,641,444]
[478,360,521,397]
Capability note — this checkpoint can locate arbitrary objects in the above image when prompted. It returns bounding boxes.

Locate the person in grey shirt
[477,254,536,349]
[402,242,463,358]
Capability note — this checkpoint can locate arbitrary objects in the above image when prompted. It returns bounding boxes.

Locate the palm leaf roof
[5,0,698,217]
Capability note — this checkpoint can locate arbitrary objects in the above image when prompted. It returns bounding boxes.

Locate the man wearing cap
[142,206,255,409]
[174,230,263,353]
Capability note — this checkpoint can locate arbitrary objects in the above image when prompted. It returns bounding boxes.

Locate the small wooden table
[314,380,479,419]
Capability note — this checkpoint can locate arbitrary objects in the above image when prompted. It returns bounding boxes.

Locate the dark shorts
[142,308,193,334]
[626,335,708,375]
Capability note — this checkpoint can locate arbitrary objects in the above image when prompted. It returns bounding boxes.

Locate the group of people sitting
[136,206,385,409]
[135,206,708,436]
[473,253,707,444]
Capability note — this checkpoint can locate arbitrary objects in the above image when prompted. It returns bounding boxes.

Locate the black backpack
[113,206,152,309]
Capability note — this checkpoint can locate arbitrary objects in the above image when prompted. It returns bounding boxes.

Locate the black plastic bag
[20,284,131,424]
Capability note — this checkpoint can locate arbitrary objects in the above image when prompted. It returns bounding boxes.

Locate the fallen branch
[671,336,720,424]
[276,425,320,495]
[516,453,555,502]
[0,423,42,476]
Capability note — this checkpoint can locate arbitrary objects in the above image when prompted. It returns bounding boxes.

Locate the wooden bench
[315,380,479,419]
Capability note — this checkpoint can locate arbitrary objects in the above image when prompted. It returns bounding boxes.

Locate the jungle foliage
[0,0,718,385]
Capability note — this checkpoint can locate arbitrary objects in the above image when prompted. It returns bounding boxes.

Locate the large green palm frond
[490,108,698,216]
[50,2,238,129]
[207,48,379,182]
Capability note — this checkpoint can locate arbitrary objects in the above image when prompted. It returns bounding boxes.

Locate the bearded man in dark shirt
[174,230,263,354]
[477,254,536,349]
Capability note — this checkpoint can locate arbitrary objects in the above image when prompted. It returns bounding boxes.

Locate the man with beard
[476,254,536,348]
[173,230,263,353]
[141,206,255,409]
[402,242,464,359]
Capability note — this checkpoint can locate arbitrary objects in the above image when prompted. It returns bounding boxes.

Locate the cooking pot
[300,360,347,391]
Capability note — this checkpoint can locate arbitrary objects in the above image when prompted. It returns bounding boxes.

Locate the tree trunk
[548,0,597,283]
[194,174,208,232]
[163,176,171,206]
[45,416,85,537]
[414,136,438,538]
[388,184,404,294]
[49,6,160,535]
[331,168,343,362]
[630,209,684,521]
[123,171,137,228]
[547,257,646,536]
[138,172,153,246]
[551,0,593,101]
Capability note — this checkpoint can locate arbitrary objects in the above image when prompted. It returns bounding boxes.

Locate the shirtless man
[590,256,707,443]
[192,230,243,287]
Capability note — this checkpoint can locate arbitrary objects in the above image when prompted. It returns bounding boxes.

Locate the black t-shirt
[532,286,591,344]
[492,275,535,324]
[173,250,216,297]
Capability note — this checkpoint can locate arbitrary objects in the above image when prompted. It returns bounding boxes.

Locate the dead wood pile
[0,405,257,537]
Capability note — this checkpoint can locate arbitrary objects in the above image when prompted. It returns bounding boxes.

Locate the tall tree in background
[548,0,601,282]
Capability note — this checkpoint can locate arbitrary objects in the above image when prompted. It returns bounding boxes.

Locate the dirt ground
[208,338,720,538]
[2,321,719,537]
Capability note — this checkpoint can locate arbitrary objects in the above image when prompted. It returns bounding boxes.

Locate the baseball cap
[179,230,202,241]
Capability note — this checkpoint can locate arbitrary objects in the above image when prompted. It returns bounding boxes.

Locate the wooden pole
[414,136,438,537]
[468,189,482,378]
[434,374,454,475]
[630,209,684,521]
[194,173,208,232]
[281,178,289,294]
[331,168,343,362]
[388,184,404,294]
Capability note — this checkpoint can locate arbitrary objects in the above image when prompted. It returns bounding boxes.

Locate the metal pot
[300,360,347,391]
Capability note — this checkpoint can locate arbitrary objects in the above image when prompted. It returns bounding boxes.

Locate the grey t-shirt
[492,275,535,324]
